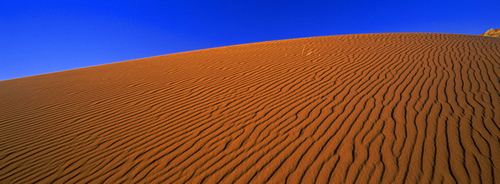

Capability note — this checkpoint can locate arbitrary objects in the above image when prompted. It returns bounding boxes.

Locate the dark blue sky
[1,0,498,80]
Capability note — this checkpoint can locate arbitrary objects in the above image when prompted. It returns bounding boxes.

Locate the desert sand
[1,33,499,183]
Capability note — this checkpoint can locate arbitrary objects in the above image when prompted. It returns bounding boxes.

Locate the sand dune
[1,33,499,183]
[480,28,500,37]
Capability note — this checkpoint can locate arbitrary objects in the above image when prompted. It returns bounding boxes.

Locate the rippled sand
[1,33,499,183]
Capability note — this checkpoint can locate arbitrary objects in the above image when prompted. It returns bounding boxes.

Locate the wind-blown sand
[1,33,499,183]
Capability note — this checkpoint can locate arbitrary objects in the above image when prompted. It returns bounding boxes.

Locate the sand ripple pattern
[1,33,499,183]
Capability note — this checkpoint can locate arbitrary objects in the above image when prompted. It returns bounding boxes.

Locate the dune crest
[1,33,499,183]
[480,28,500,37]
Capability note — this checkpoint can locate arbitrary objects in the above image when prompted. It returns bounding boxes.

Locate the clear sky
[1,0,498,81]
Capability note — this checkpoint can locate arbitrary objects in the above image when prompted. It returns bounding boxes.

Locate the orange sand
[1,33,499,183]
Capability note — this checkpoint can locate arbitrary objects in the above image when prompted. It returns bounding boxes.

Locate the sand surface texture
[1,33,499,183]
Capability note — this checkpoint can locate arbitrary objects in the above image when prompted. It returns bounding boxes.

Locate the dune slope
[1,33,499,183]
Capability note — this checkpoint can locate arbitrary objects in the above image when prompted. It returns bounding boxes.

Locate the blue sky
[1,0,498,81]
